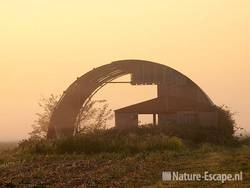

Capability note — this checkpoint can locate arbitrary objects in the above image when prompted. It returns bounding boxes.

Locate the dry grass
[0,141,250,187]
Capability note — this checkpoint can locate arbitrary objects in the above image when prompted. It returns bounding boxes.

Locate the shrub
[18,104,237,155]
[198,143,217,153]
[18,131,185,155]
[18,137,54,154]
[166,137,185,151]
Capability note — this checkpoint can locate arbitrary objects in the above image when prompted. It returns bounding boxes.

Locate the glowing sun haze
[0,0,249,141]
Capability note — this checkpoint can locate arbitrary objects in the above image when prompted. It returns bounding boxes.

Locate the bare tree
[30,95,113,138]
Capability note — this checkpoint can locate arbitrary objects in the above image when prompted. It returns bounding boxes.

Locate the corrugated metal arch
[47,59,214,138]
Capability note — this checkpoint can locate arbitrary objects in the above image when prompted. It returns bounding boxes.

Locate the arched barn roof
[48,59,214,138]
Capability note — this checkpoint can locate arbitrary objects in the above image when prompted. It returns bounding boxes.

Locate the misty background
[0,0,249,141]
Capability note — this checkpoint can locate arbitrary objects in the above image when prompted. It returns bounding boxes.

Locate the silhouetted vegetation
[18,133,184,155]
[30,94,113,138]
[23,99,240,156]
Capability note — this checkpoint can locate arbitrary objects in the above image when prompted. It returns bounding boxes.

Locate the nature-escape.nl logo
[162,171,243,183]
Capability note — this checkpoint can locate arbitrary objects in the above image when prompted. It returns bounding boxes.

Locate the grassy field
[0,138,250,187]
[0,104,242,186]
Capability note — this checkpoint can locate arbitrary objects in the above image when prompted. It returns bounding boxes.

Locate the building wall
[157,84,210,105]
[158,113,177,125]
[115,112,138,129]
[197,111,218,127]
[177,111,199,125]
[159,111,218,127]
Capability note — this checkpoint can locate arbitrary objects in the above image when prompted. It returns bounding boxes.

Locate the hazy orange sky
[0,1,249,141]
